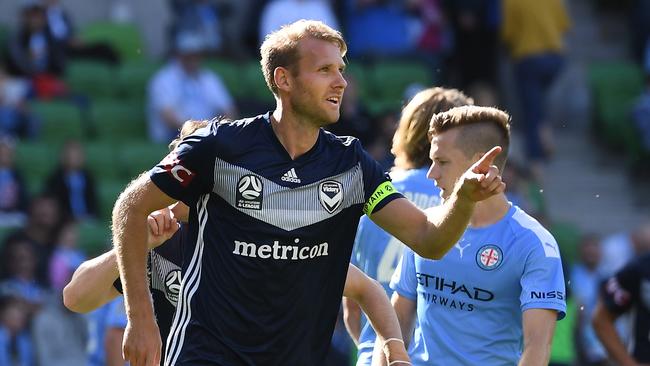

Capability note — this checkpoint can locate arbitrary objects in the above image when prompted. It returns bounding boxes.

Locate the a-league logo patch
[236,174,263,210]
[476,245,503,271]
[319,180,343,214]
[164,269,182,306]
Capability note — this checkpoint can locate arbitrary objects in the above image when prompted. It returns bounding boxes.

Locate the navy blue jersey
[150,114,402,366]
[601,253,650,363]
[114,224,186,366]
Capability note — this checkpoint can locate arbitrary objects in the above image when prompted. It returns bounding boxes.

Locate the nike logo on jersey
[281,168,301,183]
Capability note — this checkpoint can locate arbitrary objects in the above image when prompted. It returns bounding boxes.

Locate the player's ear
[274,67,291,92]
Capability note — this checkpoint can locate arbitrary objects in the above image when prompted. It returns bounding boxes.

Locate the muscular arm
[63,250,121,313]
[112,174,176,366]
[592,300,639,366]
[391,292,417,348]
[342,297,362,345]
[63,207,179,313]
[343,265,409,365]
[518,309,557,366]
[371,147,504,259]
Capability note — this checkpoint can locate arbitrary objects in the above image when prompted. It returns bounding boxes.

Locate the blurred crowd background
[0,0,649,365]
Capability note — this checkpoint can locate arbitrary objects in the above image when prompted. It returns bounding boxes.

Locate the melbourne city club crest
[476,245,503,271]
[236,174,263,210]
[319,180,343,214]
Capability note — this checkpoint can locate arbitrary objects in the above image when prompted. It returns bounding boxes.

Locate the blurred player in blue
[388,106,566,366]
[342,87,474,366]
[112,20,505,366]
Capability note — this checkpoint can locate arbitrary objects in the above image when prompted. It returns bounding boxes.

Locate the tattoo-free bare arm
[518,309,557,366]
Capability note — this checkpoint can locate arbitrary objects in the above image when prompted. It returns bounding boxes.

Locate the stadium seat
[242,61,275,105]
[97,180,127,221]
[366,61,433,114]
[77,220,111,257]
[80,22,145,61]
[14,142,60,195]
[117,59,161,100]
[84,142,121,181]
[91,99,146,141]
[66,61,118,98]
[30,101,86,143]
[550,221,582,267]
[549,298,576,364]
[118,142,169,179]
[204,59,245,99]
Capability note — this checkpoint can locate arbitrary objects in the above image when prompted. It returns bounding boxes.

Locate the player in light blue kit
[342,87,474,366]
[389,106,566,366]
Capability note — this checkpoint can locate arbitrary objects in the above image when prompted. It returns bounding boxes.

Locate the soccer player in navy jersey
[112,20,505,366]
[343,87,474,366]
[388,106,566,366]
[63,202,411,366]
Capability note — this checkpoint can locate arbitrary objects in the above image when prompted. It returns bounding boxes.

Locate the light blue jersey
[390,205,566,366]
[87,297,127,366]
[352,168,441,365]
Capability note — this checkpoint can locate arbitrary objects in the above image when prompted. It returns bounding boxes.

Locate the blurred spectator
[365,112,398,169]
[32,256,87,366]
[0,67,36,138]
[0,136,29,227]
[632,74,650,151]
[0,237,45,310]
[629,0,650,64]
[44,141,98,221]
[147,31,236,143]
[344,0,412,57]
[42,0,120,65]
[0,296,34,366]
[2,195,62,285]
[259,0,340,43]
[170,0,225,55]
[48,221,85,289]
[501,0,570,172]
[446,0,500,91]
[4,1,68,99]
[405,0,447,60]
[571,234,608,366]
[502,161,539,215]
[599,219,650,277]
[86,302,113,366]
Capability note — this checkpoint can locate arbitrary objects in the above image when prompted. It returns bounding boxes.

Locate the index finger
[472,146,502,173]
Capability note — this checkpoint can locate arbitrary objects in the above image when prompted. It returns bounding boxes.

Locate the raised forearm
[592,303,637,366]
[518,343,551,366]
[63,250,120,313]
[419,195,474,259]
[113,184,156,320]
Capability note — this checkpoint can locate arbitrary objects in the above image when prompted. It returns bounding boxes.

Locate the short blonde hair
[168,120,210,151]
[260,20,347,95]
[429,106,511,169]
[391,87,473,170]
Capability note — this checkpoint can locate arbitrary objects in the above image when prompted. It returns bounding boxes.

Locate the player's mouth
[326,96,341,106]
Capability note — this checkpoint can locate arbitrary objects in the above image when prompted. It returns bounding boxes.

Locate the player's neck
[469,194,510,228]
[271,108,320,160]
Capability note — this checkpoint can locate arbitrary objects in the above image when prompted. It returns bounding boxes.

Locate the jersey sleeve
[150,122,218,205]
[390,247,417,301]
[600,258,641,315]
[358,148,403,215]
[519,236,567,319]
